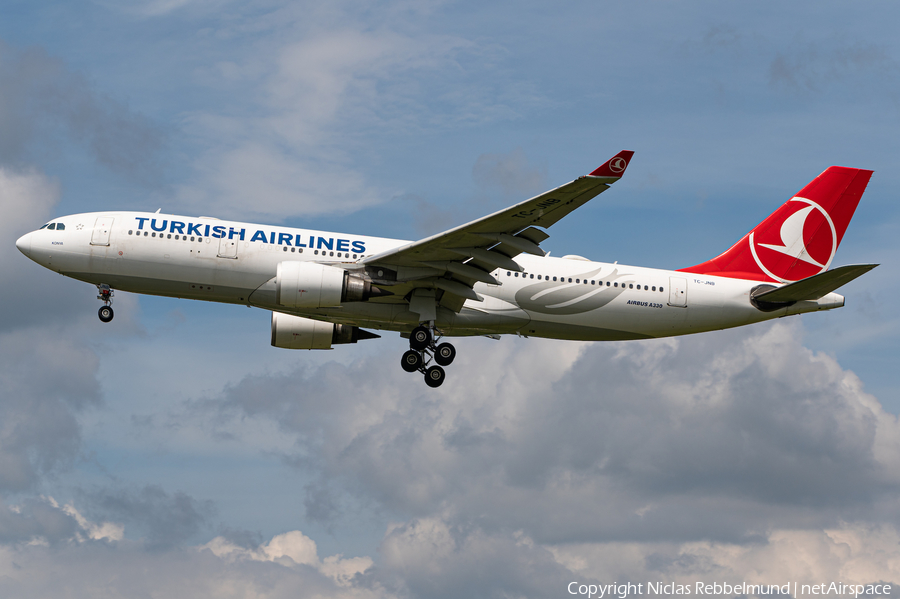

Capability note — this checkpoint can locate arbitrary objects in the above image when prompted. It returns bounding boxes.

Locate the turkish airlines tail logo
[679,166,873,283]
[749,198,836,282]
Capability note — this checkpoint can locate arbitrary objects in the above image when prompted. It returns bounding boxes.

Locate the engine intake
[276,261,389,308]
[271,312,380,350]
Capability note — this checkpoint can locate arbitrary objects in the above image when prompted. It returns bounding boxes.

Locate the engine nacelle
[276,261,382,308]
[271,312,379,350]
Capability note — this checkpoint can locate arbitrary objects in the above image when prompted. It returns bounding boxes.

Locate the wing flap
[752,263,878,303]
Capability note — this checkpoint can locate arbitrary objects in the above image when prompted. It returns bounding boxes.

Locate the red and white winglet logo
[749,197,836,283]
[608,157,628,174]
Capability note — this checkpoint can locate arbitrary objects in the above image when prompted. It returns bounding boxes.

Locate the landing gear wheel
[409,325,432,350]
[424,365,446,388]
[98,305,114,323]
[434,343,456,366]
[401,350,423,373]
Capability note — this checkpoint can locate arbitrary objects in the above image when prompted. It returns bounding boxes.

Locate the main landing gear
[97,284,114,323]
[400,323,456,388]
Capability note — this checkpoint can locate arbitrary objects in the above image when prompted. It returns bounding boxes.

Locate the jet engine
[275,261,388,308]
[271,312,380,350]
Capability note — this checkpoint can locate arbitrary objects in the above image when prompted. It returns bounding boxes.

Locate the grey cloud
[769,43,894,92]
[472,148,547,199]
[399,192,459,237]
[0,540,372,599]
[0,497,78,544]
[198,321,900,546]
[84,485,215,550]
[0,41,165,183]
[0,329,101,492]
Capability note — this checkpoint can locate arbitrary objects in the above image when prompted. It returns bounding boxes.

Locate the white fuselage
[16,211,845,341]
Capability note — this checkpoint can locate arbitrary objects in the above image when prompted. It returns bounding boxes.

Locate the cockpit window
[56,223,65,231]
[47,223,56,230]
[39,224,49,229]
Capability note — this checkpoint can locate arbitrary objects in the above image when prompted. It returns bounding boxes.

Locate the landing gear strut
[97,284,114,323]
[400,322,455,387]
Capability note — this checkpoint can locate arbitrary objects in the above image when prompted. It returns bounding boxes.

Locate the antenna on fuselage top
[155,208,161,213]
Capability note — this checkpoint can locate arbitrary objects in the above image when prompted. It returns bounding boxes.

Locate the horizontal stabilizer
[752,263,878,303]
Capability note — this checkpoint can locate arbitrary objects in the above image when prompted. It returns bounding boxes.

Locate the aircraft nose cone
[15,232,32,257]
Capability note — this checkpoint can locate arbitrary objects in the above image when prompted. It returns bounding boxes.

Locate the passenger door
[217,237,238,259]
[90,217,114,246]
[668,277,687,307]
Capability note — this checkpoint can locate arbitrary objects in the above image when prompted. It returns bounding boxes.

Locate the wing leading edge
[361,150,634,313]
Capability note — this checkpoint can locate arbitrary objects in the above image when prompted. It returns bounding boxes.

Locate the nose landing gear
[400,323,455,387]
[97,284,114,323]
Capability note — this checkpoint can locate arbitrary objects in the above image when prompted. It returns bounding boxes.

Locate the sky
[1,1,900,597]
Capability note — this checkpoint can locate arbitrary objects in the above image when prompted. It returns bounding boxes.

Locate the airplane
[15,150,877,387]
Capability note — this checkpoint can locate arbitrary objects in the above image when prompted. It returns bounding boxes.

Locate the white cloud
[203,529,373,586]
[0,166,59,240]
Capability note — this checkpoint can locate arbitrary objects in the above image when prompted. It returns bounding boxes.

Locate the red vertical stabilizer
[679,166,873,283]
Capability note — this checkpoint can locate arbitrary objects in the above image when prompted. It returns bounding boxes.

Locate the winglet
[589,150,635,178]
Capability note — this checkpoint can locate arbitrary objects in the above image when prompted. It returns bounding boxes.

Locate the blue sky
[2,1,900,597]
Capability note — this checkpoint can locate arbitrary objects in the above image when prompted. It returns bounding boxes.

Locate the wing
[360,150,634,314]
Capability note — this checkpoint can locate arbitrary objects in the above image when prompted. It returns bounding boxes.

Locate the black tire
[424,365,445,388]
[401,350,423,373]
[98,306,114,323]
[409,325,432,350]
[434,342,456,366]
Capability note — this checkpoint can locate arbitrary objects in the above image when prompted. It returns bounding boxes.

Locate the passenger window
[507,272,511,276]
[315,250,319,255]
[299,249,303,253]
[530,274,534,279]
[629,284,633,289]
[330,251,334,256]
[591,280,595,285]
[57,223,65,231]
[128,230,133,235]
[568,278,572,283]
[538,275,542,280]
[291,247,295,253]
[652,286,656,291]
[553,276,557,281]
[660,287,664,292]
[152,232,156,237]
[47,223,56,230]
[144,231,148,236]
[168,234,172,239]
[515,273,519,277]
[614,282,618,287]
[283,246,288,251]
[644,285,648,290]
